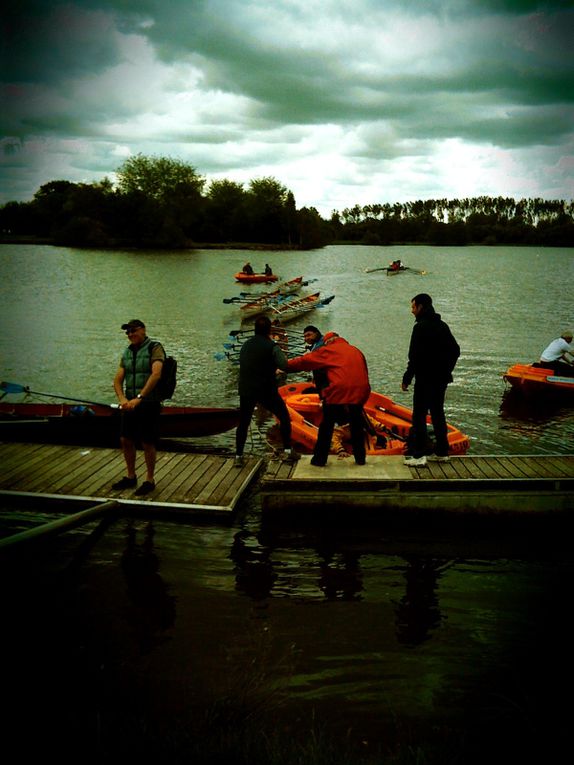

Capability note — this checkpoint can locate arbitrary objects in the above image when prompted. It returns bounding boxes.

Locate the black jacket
[402,309,460,387]
[238,334,288,398]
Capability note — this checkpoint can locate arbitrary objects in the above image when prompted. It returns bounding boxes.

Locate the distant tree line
[1,154,572,248]
[329,197,574,247]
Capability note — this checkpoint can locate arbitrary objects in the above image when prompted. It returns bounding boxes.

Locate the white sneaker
[427,454,450,462]
[234,455,245,467]
[403,455,428,467]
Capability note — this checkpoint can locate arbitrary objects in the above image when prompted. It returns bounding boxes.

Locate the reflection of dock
[0,442,262,521]
[261,454,574,519]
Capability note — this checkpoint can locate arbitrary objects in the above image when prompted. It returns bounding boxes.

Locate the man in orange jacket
[286,332,371,466]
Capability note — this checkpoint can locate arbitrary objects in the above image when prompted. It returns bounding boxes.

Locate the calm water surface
[1,244,574,761]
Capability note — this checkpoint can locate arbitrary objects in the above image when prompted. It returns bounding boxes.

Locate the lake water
[1,243,574,763]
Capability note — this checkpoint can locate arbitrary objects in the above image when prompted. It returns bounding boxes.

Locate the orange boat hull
[278,382,470,456]
[503,364,574,396]
[234,272,278,284]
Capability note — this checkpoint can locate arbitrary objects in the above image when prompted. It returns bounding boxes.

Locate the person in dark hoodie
[401,293,460,467]
[234,314,300,467]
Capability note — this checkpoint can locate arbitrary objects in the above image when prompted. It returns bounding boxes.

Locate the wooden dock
[0,442,263,520]
[261,454,574,522]
[1,443,573,529]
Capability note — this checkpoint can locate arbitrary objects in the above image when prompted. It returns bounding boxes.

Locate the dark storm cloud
[1,0,572,211]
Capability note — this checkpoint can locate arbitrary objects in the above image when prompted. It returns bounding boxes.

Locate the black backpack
[149,342,177,400]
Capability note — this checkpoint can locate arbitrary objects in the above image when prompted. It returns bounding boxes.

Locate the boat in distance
[503,363,574,397]
[0,401,241,446]
[238,277,306,319]
[278,382,470,456]
[248,292,335,324]
[234,271,279,284]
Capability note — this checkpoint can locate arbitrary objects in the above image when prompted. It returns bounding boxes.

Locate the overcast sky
[1,0,573,216]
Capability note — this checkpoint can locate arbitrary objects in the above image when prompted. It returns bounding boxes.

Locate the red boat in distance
[234,272,278,284]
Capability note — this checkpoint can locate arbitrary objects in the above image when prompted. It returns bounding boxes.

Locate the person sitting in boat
[242,261,254,275]
[538,330,574,377]
[264,263,273,275]
[389,259,403,272]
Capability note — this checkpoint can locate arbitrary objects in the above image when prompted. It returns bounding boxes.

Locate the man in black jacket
[234,315,299,467]
[401,293,460,467]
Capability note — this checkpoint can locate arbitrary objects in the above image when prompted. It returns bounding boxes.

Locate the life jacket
[122,337,162,401]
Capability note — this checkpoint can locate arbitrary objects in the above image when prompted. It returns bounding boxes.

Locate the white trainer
[403,455,428,467]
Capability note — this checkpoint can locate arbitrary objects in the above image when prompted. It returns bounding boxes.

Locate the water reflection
[498,388,574,452]
[315,543,363,601]
[120,521,176,652]
[499,388,569,422]
[230,529,277,600]
[231,529,457,644]
[394,557,451,647]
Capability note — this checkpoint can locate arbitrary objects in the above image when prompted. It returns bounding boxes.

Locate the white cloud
[1,0,573,214]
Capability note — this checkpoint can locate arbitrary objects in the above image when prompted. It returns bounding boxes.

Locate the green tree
[116,154,205,203]
[204,179,246,241]
[244,177,290,243]
[115,154,206,245]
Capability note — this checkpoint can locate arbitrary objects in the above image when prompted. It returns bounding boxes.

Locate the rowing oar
[222,296,251,304]
[0,381,119,408]
[364,266,390,273]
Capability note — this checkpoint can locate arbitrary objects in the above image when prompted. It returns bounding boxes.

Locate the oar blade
[0,381,28,394]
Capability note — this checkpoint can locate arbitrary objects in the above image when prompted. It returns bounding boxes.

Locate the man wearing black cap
[303,325,328,396]
[303,325,323,351]
[112,319,166,495]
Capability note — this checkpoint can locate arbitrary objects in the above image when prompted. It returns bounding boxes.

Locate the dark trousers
[236,391,292,455]
[119,401,161,446]
[313,403,366,465]
[411,381,449,457]
[549,361,574,377]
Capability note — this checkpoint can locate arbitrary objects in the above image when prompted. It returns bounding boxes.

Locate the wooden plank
[194,457,235,504]
[164,455,212,503]
[76,452,128,495]
[511,456,557,479]
[482,456,516,479]
[187,456,228,502]
[0,443,262,516]
[54,449,121,496]
[1,443,65,483]
[154,454,208,502]
[2,444,82,489]
[451,457,480,479]
[0,442,46,469]
[209,460,252,505]
[541,455,574,478]
[460,456,500,480]
[468,456,512,480]
[495,456,530,479]
[151,452,194,496]
[17,446,100,493]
